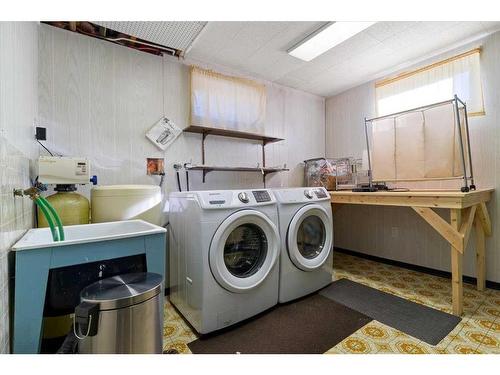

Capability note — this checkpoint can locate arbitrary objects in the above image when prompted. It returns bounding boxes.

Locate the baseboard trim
[334,247,500,291]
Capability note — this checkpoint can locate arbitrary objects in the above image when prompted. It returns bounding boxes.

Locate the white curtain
[376,49,484,117]
[190,66,267,133]
[371,103,468,181]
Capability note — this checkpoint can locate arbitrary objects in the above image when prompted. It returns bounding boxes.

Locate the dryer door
[287,204,333,271]
[209,209,280,293]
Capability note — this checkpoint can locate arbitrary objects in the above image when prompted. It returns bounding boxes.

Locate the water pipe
[14,186,65,242]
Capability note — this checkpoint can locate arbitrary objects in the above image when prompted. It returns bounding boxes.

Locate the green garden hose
[34,197,59,242]
[38,196,65,241]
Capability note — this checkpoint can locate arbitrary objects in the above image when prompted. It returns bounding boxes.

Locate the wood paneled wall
[326,31,500,282]
[37,24,325,221]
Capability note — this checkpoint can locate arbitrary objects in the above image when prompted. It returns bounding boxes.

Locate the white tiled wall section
[0,22,38,354]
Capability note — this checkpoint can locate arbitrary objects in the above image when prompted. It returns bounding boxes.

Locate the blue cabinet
[11,220,166,354]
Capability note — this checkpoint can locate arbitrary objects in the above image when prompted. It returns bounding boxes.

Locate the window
[190,66,267,134]
[376,48,484,117]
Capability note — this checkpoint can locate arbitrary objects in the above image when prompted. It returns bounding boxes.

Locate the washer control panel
[314,189,328,199]
[195,190,276,208]
[252,190,271,203]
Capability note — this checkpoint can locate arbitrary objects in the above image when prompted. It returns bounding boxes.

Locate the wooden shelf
[186,164,289,175]
[182,125,286,187]
[183,125,284,145]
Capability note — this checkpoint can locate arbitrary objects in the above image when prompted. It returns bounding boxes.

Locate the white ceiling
[186,21,500,97]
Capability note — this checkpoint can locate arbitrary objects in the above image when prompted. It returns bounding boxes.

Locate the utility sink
[12,219,167,353]
[12,219,166,251]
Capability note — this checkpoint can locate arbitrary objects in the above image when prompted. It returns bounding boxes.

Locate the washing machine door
[287,204,333,271]
[209,209,280,293]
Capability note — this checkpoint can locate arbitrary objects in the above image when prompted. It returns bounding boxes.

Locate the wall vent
[94,21,206,54]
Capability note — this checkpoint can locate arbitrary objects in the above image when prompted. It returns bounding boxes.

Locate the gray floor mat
[320,278,461,345]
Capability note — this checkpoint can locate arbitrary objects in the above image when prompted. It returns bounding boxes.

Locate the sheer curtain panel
[190,66,267,134]
[376,49,484,117]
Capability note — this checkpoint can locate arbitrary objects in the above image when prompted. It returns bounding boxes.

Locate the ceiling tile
[365,21,415,42]
[185,21,500,97]
[187,22,246,58]
[211,22,290,68]
[481,21,500,34]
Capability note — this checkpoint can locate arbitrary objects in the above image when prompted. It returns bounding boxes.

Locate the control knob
[238,192,250,203]
[304,189,314,199]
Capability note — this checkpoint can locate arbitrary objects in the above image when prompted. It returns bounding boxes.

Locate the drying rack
[364,95,475,192]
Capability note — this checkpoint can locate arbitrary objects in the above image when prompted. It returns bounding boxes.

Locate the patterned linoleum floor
[162,251,500,354]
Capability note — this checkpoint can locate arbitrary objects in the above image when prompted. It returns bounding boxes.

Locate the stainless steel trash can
[75,272,163,354]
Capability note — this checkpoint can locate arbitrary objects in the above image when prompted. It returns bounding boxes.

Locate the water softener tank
[37,184,90,352]
[38,185,90,227]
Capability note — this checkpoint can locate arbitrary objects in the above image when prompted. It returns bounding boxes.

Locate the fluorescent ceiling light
[288,21,376,62]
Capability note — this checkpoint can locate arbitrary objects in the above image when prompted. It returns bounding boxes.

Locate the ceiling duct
[93,21,207,55]
[43,21,207,57]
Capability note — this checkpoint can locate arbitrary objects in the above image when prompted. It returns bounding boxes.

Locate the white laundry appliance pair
[168,187,333,334]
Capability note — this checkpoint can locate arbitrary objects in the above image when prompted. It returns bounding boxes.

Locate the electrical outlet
[391,227,399,238]
[35,126,46,140]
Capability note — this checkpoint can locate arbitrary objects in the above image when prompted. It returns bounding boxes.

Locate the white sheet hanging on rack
[423,103,456,178]
[371,117,396,181]
[395,111,425,179]
[370,101,468,182]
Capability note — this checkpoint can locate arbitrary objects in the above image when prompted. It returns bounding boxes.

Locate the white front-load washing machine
[273,187,333,303]
[168,189,280,334]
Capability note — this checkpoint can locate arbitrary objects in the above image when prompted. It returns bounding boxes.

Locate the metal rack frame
[364,95,476,192]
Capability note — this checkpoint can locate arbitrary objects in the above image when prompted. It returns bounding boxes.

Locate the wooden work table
[330,189,494,316]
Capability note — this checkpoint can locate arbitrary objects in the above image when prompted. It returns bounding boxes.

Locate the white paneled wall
[326,31,500,283]
[325,82,376,158]
[0,22,38,354]
[0,23,326,354]
[37,23,325,211]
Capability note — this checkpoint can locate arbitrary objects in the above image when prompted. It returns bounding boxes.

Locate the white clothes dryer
[168,189,280,334]
[273,187,333,303]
